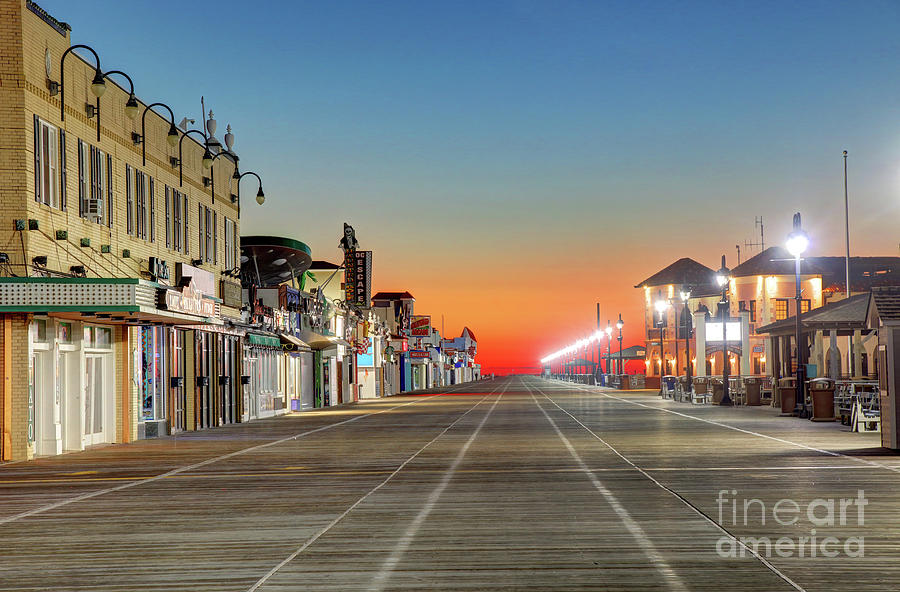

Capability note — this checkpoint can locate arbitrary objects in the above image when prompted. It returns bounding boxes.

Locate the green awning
[248,333,280,347]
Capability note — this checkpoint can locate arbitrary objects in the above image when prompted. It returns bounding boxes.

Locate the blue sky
[43,0,900,368]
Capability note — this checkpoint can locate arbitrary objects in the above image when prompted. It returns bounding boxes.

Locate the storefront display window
[141,326,168,421]
[57,321,72,343]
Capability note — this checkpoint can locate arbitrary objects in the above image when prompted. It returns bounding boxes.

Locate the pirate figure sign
[339,223,359,254]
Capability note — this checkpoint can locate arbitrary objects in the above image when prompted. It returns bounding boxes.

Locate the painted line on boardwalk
[527,383,690,592]
[368,382,508,592]
[0,383,484,527]
[247,382,506,592]
[532,380,805,592]
[567,381,900,475]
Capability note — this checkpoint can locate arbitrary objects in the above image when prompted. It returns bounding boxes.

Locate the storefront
[31,317,117,456]
[244,333,283,420]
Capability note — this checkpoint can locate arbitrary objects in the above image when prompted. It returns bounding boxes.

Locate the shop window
[204,206,212,263]
[141,326,168,421]
[32,319,49,343]
[172,189,183,252]
[801,299,811,314]
[135,170,147,240]
[224,217,234,269]
[83,326,112,350]
[57,322,72,343]
[775,299,789,321]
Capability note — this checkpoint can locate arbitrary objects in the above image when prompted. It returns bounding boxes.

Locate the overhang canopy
[241,236,313,287]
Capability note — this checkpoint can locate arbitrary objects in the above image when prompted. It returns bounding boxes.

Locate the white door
[34,350,60,456]
[83,355,108,447]
[244,357,259,420]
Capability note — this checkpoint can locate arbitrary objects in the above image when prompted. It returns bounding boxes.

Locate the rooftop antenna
[743,216,765,256]
[736,244,741,266]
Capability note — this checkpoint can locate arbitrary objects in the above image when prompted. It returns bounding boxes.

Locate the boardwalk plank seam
[0,392,452,526]
[369,383,508,592]
[532,379,806,592]
[247,383,507,592]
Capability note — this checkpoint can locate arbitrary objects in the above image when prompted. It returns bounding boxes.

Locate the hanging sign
[158,281,218,318]
[410,315,431,337]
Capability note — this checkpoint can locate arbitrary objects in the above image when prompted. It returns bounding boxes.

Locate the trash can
[778,377,797,416]
[744,377,761,406]
[711,377,724,404]
[809,378,836,422]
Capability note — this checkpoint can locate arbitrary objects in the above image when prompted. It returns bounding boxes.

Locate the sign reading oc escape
[343,250,372,307]
[340,223,372,308]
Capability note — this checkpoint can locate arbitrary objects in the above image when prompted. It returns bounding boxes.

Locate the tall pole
[843,150,853,378]
[684,300,692,386]
[795,253,808,417]
[719,255,733,406]
[617,313,624,376]
[596,303,601,384]
[843,150,850,299]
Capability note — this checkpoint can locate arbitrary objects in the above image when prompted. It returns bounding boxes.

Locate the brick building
[0,0,255,460]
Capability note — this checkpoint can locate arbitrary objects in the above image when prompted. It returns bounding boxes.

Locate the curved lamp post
[235,171,265,216]
[81,69,139,143]
[207,147,239,204]
[786,212,810,417]
[132,102,179,166]
[716,255,733,406]
[53,45,106,122]
[173,129,209,186]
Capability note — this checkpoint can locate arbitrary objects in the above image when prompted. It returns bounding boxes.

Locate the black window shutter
[33,115,41,203]
[77,139,85,217]
[107,154,113,228]
[59,130,67,211]
[149,177,155,243]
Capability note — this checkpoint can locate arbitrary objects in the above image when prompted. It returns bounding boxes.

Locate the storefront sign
[159,281,217,318]
[753,345,765,353]
[706,320,742,343]
[344,250,373,308]
[148,257,170,283]
[410,315,431,337]
[221,280,242,308]
[410,350,430,359]
[176,262,215,297]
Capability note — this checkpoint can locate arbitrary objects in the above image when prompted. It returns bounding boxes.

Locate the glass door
[83,354,107,447]
[171,330,186,432]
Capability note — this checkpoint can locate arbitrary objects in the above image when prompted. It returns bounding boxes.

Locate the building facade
[0,1,249,460]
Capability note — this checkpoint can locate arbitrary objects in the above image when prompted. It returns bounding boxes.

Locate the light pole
[616,314,624,376]
[132,102,180,166]
[605,321,613,380]
[716,256,733,406]
[787,212,810,418]
[654,293,670,381]
[680,287,693,387]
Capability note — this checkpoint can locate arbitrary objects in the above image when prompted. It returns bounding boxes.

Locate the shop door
[196,332,213,429]
[170,330,186,432]
[220,336,238,424]
[336,360,343,404]
[301,353,314,410]
[244,357,259,421]
[33,350,59,456]
[83,355,109,447]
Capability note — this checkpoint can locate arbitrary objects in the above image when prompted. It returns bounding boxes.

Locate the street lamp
[132,102,179,166]
[605,321,613,380]
[616,314,624,376]
[235,171,266,215]
[52,45,105,122]
[174,129,209,186]
[786,212,810,418]
[680,287,693,387]
[716,255,733,406]
[654,293,670,381]
[208,148,240,204]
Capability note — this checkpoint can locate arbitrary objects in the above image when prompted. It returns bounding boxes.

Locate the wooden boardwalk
[1,376,898,591]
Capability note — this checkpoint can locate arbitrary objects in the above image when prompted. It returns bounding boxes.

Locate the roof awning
[298,330,351,350]
[279,333,311,351]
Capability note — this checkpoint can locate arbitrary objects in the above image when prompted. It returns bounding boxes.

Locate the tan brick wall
[8,0,241,287]
[0,313,31,461]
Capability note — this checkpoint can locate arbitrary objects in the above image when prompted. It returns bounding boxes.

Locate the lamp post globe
[787,212,810,418]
